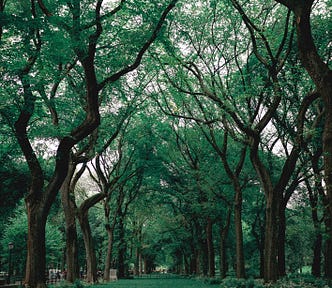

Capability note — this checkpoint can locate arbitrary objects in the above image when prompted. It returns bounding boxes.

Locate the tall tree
[148,0,321,282]
[0,1,178,286]
[272,0,332,277]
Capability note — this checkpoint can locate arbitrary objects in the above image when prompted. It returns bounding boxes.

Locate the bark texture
[275,0,332,277]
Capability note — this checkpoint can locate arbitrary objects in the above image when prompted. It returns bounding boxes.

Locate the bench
[109,269,118,281]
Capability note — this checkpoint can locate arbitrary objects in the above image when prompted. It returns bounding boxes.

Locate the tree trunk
[219,209,231,279]
[206,218,215,277]
[264,191,279,282]
[220,233,227,279]
[251,199,265,279]
[295,3,332,278]
[24,203,47,288]
[195,249,201,276]
[324,217,332,277]
[234,183,245,278]
[60,160,79,283]
[189,243,196,274]
[275,0,332,277]
[103,225,115,281]
[306,172,323,277]
[78,211,98,283]
[202,238,209,277]
[278,203,286,277]
[63,204,79,282]
[117,214,127,278]
[312,233,322,277]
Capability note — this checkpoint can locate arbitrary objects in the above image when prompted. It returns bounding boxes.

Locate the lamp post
[8,242,14,284]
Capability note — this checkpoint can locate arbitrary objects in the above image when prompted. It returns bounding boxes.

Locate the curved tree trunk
[60,160,80,283]
[78,211,98,283]
[76,192,105,283]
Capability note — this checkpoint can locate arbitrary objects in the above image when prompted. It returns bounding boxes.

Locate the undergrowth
[49,274,332,288]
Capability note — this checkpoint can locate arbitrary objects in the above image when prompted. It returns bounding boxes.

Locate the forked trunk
[276,0,332,277]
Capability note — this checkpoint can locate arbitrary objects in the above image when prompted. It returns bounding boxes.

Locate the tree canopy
[0,0,331,286]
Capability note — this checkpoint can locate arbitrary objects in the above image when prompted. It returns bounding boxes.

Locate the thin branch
[98,0,178,90]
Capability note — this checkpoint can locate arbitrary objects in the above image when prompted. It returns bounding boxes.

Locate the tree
[0,1,178,286]
[272,0,332,278]
[149,0,323,282]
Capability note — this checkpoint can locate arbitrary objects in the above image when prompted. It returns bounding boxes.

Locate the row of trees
[0,0,331,287]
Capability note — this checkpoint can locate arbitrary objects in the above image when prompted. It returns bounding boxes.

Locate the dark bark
[211,131,246,279]
[10,1,178,286]
[206,218,215,277]
[278,178,301,277]
[14,9,100,286]
[103,208,117,280]
[264,189,280,282]
[312,234,322,277]
[275,0,332,277]
[201,234,209,277]
[277,203,286,277]
[117,214,127,278]
[0,0,5,40]
[77,211,98,283]
[60,159,80,283]
[248,89,318,282]
[24,205,47,288]
[76,192,105,283]
[249,132,279,282]
[251,202,265,278]
[305,152,324,277]
[219,209,231,279]
[234,182,245,278]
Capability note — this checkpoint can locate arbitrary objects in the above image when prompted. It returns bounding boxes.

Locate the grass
[53,274,332,288]
[92,278,220,288]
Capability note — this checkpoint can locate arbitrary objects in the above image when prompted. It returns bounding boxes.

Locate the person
[62,269,67,280]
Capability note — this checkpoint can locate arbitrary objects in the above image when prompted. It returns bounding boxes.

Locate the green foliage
[0,201,64,274]
[220,277,265,288]
[272,274,331,288]
[0,157,29,228]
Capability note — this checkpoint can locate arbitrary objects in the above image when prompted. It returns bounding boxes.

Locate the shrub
[220,277,265,288]
[273,275,331,288]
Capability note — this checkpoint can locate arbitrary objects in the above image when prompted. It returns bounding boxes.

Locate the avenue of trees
[0,0,331,287]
